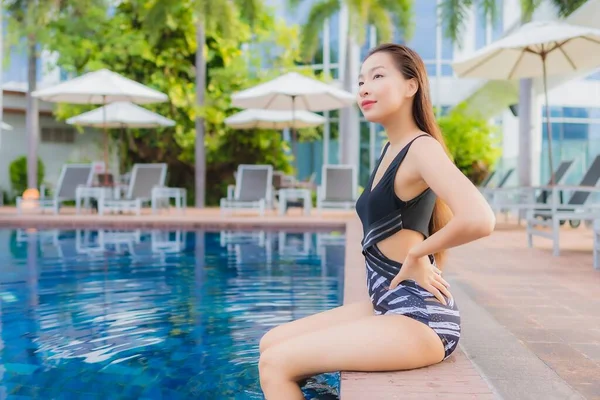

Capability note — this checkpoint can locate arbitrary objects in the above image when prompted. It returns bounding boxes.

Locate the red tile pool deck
[2,206,599,399]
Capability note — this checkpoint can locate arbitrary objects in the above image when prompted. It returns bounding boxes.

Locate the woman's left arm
[406,137,496,260]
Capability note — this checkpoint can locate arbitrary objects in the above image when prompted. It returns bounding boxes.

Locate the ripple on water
[0,229,345,399]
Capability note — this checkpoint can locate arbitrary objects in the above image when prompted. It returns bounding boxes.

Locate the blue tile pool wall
[0,229,346,399]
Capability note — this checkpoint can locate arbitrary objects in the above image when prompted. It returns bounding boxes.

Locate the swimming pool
[0,228,346,399]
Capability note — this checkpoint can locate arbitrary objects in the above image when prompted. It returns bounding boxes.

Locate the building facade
[1,0,599,196]
[275,0,600,189]
[0,22,103,197]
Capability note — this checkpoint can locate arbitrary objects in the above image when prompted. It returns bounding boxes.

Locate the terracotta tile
[571,343,600,363]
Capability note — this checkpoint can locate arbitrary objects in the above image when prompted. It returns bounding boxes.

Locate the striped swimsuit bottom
[363,244,461,360]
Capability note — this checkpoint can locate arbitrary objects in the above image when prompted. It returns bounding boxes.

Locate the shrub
[438,105,502,185]
[9,156,45,195]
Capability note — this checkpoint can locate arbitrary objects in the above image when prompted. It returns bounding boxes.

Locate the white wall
[546,79,600,106]
[0,111,106,194]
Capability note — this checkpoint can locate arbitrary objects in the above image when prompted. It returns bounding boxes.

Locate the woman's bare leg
[259,314,445,400]
[259,300,374,354]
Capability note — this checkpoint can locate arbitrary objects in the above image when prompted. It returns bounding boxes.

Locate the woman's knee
[259,346,290,387]
[259,325,284,354]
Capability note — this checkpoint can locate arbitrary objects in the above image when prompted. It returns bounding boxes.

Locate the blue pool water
[0,228,346,399]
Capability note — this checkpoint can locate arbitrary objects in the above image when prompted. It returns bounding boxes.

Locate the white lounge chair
[316,164,358,212]
[480,167,515,201]
[99,163,167,215]
[220,164,273,216]
[526,155,600,256]
[487,160,574,221]
[16,164,94,214]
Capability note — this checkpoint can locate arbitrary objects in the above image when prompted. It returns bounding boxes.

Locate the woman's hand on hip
[388,253,452,305]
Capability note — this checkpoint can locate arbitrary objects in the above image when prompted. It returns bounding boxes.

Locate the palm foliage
[290,0,414,61]
[440,0,588,46]
[144,0,263,207]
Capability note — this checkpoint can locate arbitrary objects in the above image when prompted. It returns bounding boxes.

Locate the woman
[258,43,496,399]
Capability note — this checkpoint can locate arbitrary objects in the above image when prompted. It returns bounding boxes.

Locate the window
[540,106,600,184]
[585,69,600,81]
[328,13,340,65]
[543,106,600,119]
[408,1,437,60]
[475,5,488,50]
[41,127,76,143]
[475,1,504,50]
[492,0,504,40]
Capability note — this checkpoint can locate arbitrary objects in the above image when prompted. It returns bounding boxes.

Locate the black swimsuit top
[355,134,437,251]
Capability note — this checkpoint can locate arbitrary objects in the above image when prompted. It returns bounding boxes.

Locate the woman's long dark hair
[366,43,453,267]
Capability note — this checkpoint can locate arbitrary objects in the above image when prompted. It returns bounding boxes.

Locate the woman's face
[357,51,416,124]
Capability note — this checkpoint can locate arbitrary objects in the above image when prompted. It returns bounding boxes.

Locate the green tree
[143,0,264,208]
[48,0,307,206]
[4,0,108,191]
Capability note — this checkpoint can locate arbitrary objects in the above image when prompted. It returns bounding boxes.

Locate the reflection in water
[0,228,345,399]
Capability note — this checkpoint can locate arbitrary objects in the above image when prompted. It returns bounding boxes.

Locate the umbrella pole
[103,95,109,186]
[291,96,297,174]
[542,56,555,186]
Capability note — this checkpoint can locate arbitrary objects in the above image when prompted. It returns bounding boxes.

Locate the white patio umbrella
[67,102,174,182]
[231,72,354,168]
[231,72,355,112]
[224,109,325,130]
[66,101,175,128]
[32,69,169,179]
[452,20,600,185]
[1,121,12,131]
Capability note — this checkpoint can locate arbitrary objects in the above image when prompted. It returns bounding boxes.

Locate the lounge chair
[16,163,94,214]
[479,170,496,188]
[480,167,514,201]
[487,160,574,218]
[220,164,273,216]
[526,155,600,256]
[316,164,358,212]
[99,163,168,215]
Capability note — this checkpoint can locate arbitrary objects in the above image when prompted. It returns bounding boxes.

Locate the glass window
[328,12,340,65]
[441,64,454,76]
[543,106,600,119]
[562,107,590,119]
[425,63,437,76]
[475,4,487,49]
[542,122,589,141]
[492,0,504,40]
[359,121,372,187]
[585,69,600,81]
[440,15,454,61]
[407,0,437,60]
[539,115,600,184]
[5,45,28,83]
[360,39,371,61]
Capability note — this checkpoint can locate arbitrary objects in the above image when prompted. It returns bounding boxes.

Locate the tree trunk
[195,19,206,208]
[26,38,39,191]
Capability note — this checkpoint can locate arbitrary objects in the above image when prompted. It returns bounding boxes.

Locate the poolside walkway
[0,206,349,231]
[1,206,599,399]
[343,215,599,400]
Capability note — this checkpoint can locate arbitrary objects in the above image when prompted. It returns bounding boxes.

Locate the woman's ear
[406,78,418,98]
